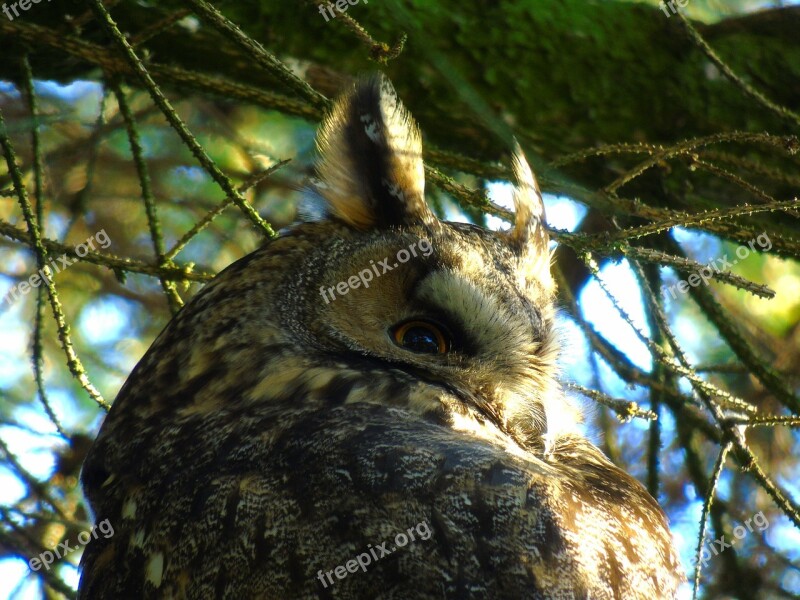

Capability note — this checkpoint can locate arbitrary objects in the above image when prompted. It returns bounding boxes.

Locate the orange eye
[392,320,450,354]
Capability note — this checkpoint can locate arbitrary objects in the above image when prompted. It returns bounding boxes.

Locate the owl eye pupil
[391,320,449,354]
[403,327,440,353]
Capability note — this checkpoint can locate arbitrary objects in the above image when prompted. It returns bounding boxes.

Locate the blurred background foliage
[0,0,799,598]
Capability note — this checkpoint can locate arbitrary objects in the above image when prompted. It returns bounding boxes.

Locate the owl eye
[391,320,450,354]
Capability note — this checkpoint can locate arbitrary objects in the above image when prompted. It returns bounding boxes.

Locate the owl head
[265,74,579,453]
[130,74,578,457]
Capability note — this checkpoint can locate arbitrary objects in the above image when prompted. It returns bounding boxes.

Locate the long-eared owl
[78,74,685,599]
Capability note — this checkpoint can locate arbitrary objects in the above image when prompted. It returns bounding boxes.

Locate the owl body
[79,76,684,599]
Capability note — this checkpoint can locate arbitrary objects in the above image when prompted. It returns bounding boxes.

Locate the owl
[78,75,684,599]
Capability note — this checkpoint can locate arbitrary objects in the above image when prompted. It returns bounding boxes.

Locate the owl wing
[79,401,682,599]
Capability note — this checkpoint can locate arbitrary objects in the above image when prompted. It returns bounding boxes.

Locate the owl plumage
[78,75,684,599]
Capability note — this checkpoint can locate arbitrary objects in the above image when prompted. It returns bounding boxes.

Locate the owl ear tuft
[507,142,552,286]
[313,74,435,230]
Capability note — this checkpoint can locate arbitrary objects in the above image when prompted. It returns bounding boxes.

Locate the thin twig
[0,107,109,410]
[165,159,291,261]
[89,0,277,239]
[308,1,406,62]
[111,79,183,314]
[129,8,192,47]
[676,11,800,129]
[19,55,68,438]
[627,257,800,529]
[610,245,775,299]
[565,382,657,422]
[605,132,797,194]
[0,219,212,282]
[692,443,732,599]
[183,0,328,109]
[597,198,800,245]
[691,157,800,219]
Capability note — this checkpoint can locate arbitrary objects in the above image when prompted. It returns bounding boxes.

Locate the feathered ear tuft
[506,142,552,288]
[313,74,435,230]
